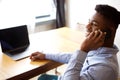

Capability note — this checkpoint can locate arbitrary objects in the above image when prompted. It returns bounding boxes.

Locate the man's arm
[59,50,87,80]
[30,51,72,64]
[45,52,72,63]
[59,30,106,80]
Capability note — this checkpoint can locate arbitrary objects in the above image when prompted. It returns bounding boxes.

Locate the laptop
[0,25,31,61]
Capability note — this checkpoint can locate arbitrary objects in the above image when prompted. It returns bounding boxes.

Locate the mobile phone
[102,29,111,40]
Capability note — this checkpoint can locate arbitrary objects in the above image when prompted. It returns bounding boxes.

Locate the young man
[30,4,120,80]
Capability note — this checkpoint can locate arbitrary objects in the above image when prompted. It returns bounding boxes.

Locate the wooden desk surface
[0,27,85,80]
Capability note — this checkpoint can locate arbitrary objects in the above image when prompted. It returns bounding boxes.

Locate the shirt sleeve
[45,52,72,64]
[59,50,118,80]
[59,50,87,80]
[80,65,118,80]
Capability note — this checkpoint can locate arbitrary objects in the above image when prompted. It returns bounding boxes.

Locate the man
[30,4,120,80]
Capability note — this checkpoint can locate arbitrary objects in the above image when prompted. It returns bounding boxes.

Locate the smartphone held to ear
[102,29,111,40]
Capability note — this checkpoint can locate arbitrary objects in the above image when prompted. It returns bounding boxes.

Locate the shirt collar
[87,45,119,56]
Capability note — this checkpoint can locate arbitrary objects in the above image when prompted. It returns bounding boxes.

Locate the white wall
[67,0,120,28]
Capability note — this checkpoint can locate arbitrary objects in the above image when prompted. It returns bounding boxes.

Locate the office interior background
[0,0,57,33]
[0,0,120,79]
[0,0,120,33]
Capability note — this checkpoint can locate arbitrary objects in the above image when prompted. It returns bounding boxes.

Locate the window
[34,0,56,23]
[0,0,56,29]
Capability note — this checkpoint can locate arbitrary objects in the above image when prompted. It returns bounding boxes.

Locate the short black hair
[95,4,120,29]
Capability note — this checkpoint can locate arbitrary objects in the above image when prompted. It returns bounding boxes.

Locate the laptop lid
[0,25,30,55]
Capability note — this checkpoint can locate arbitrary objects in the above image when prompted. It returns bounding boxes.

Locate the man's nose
[86,23,91,30]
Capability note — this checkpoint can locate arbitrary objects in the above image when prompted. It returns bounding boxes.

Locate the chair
[38,74,58,80]
[38,68,60,80]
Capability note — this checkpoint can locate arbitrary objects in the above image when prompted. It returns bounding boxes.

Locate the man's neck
[103,40,114,48]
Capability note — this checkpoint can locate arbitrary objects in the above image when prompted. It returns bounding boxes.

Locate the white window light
[0,0,56,29]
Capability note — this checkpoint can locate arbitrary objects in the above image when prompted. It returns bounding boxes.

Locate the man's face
[86,12,108,37]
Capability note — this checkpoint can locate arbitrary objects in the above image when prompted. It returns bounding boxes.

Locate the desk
[0,27,85,80]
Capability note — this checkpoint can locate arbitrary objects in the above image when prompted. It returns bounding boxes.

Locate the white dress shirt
[45,46,119,80]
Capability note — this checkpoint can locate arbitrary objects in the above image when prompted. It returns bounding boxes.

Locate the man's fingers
[87,30,101,39]
[30,52,39,59]
[96,30,106,42]
[87,30,106,44]
[30,55,40,61]
[87,31,94,39]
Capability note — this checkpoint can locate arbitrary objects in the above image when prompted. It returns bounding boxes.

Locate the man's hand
[30,52,45,61]
[80,30,106,52]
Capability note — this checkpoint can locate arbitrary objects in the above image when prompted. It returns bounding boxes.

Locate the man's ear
[104,26,116,41]
[104,29,111,40]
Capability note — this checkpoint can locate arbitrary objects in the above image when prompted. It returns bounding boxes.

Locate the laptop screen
[0,25,30,54]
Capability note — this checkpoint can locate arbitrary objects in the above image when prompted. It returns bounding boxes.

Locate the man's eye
[91,22,98,27]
